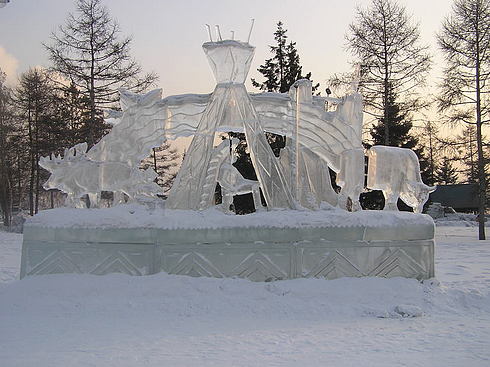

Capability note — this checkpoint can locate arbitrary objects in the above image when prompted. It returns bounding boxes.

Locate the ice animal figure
[336,148,364,211]
[40,89,167,207]
[87,88,167,166]
[39,143,161,208]
[216,139,263,213]
[367,146,436,213]
[218,160,262,213]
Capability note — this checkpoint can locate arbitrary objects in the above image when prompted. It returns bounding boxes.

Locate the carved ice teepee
[166,28,295,210]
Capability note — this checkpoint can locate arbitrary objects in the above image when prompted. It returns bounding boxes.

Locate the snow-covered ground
[0,225,489,367]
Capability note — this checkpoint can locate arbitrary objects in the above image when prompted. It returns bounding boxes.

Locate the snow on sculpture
[367,146,436,213]
[39,26,434,214]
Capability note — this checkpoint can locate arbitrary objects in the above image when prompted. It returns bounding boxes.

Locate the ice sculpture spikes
[367,146,436,213]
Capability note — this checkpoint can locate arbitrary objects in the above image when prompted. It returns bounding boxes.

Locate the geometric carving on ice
[231,252,287,281]
[367,146,436,213]
[368,248,428,279]
[168,252,224,278]
[304,250,364,278]
[28,250,82,275]
[21,211,435,281]
[92,252,143,276]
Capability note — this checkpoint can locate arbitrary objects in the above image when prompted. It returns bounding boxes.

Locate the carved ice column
[166,40,294,210]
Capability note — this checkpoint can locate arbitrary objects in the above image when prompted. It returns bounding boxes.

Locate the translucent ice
[367,146,436,213]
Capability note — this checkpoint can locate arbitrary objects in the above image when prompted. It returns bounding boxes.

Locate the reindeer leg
[252,185,263,212]
[222,191,233,213]
[113,191,125,206]
[87,193,99,208]
[350,186,363,212]
[383,191,398,211]
[338,191,349,211]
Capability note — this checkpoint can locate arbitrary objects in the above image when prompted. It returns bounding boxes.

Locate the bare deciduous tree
[45,0,158,146]
[437,0,490,239]
[0,69,13,226]
[332,0,431,145]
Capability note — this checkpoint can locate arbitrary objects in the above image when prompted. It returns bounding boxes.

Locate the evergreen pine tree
[370,85,418,149]
[251,21,319,93]
[435,157,459,185]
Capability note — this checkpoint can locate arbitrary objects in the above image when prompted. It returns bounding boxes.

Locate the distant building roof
[429,184,478,210]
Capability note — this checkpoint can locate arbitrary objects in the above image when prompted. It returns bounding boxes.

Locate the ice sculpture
[217,142,263,213]
[39,27,434,214]
[39,143,161,208]
[336,148,364,211]
[367,146,436,213]
[166,39,295,210]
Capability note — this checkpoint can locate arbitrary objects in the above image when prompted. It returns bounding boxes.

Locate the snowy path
[0,226,489,366]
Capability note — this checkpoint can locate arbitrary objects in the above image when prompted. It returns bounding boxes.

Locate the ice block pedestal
[21,205,435,281]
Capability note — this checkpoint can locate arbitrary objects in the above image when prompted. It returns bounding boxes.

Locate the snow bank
[1,226,489,366]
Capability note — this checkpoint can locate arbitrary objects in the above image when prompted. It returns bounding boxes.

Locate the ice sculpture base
[21,205,435,281]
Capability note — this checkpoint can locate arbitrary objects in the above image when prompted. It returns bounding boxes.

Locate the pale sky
[0,0,453,97]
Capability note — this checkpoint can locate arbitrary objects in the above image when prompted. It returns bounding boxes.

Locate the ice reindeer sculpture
[22,26,435,281]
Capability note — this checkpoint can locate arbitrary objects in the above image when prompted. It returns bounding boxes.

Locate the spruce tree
[370,85,418,149]
[435,157,459,185]
[251,21,319,93]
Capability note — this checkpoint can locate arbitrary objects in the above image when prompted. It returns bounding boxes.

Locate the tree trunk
[35,154,40,214]
[0,175,11,227]
[382,13,390,146]
[153,147,158,172]
[89,6,96,148]
[475,8,486,240]
[27,107,34,216]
